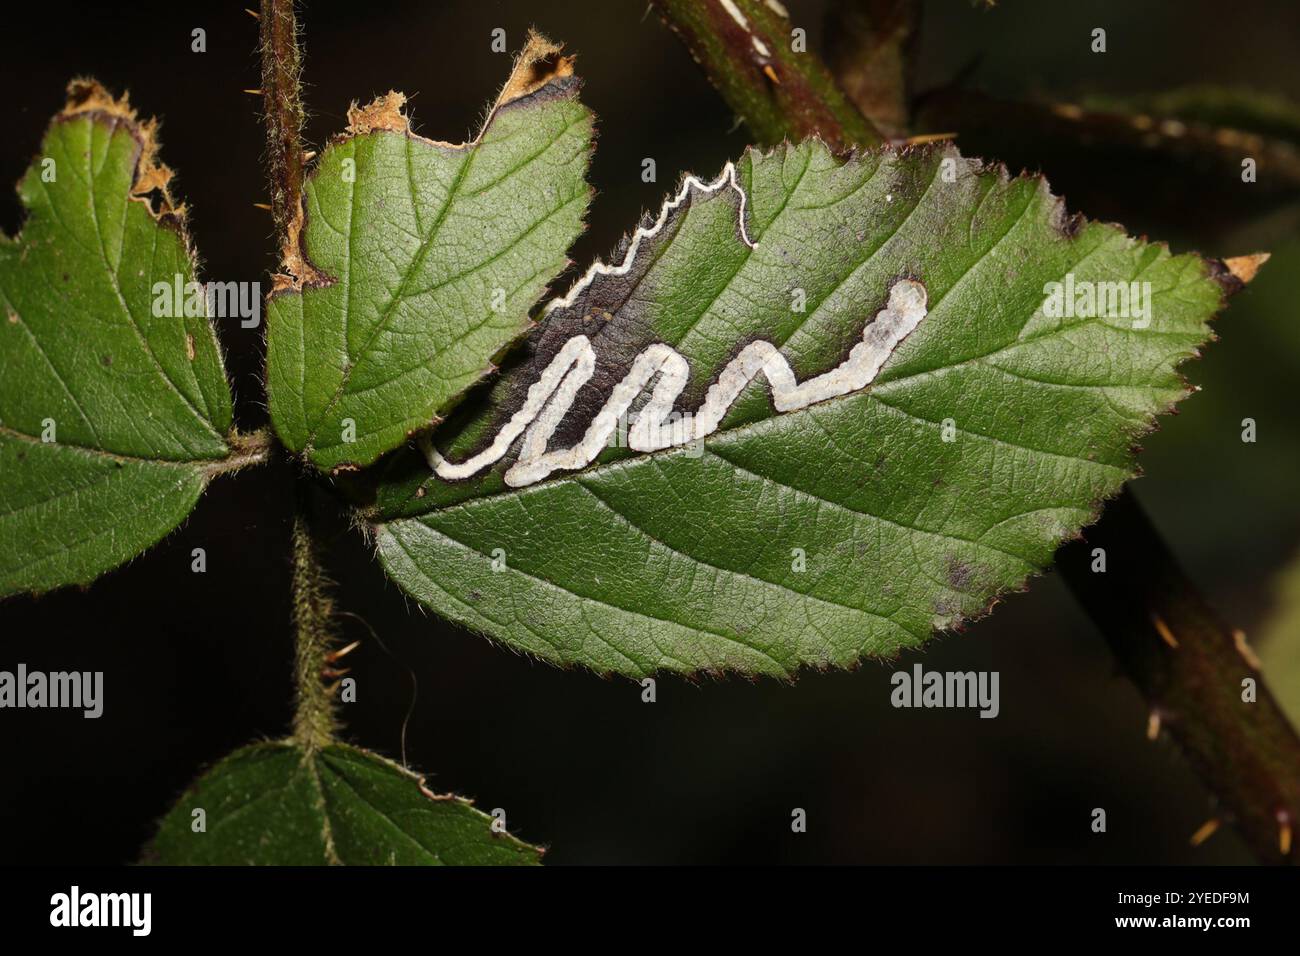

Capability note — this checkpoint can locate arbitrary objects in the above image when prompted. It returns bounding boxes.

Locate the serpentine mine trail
[423,277,929,488]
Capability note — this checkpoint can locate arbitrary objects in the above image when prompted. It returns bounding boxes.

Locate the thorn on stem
[1189,818,1220,846]
[901,132,958,146]
[1152,613,1180,649]
[1232,628,1262,670]
[326,639,362,663]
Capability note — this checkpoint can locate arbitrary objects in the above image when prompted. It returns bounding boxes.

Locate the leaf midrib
[0,422,222,468]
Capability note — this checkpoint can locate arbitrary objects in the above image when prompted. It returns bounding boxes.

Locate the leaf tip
[496,29,577,109]
[1224,251,1270,285]
[57,78,182,223]
[61,77,135,122]
[345,90,410,136]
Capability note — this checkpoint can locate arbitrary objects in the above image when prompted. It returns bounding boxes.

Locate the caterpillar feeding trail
[421,278,929,489]
[543,162,755,316]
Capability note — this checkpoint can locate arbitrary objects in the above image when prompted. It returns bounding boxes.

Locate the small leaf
[266,32,594,472]
[145,741,541,866]
[0,82,243,597]
[367,141,1244,678]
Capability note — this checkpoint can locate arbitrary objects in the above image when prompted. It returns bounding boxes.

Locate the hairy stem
[259,0,338,751]
[650,0,883,149]
[290,483,340,752]
[1058,489,1300,864]
[658,0,1299,864]
[259,0,306,271]
[202,426,274,479]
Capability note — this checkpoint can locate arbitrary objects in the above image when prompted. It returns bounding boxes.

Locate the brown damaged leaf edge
[5,80,271,476]
[367,142,1268,682]
[271,29,579,295]
[55,80,188,239]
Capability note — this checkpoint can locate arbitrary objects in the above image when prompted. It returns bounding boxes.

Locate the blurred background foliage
[1,0,1297,863]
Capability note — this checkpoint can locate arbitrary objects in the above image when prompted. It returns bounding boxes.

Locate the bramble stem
[649,0,883,149]
[290,484,340,752]
[203,426,274,478]
[259,0,306,269]
[1058,489,1300,864]
[258,0,339,751]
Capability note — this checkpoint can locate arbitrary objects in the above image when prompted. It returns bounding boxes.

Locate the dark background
[1,0,1298,864]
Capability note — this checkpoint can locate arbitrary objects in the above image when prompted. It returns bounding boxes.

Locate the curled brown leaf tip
[60,79,180,221]
[62,78,136,121]
[496,30,576,108]
[346,91,410,135]
[1225,252,1270,284]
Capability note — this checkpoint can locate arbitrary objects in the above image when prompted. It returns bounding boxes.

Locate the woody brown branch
[1058,490,1300,864]
[650,0,883,150]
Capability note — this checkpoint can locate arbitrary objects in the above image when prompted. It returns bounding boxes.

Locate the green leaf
[266,33,594,473]
[0,82,244,598]
[145,741,541,866]
[365,140,1245,678]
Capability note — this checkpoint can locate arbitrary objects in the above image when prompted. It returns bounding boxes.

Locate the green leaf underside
[266,78,593,472]
[368,141,1227,679]
[146,741,541,866]
[0,102,234,597]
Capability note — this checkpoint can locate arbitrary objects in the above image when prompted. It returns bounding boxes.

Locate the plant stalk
[259,0,306,271]
[1058,489,1300,864]
[290,483,340,752]
[649,0,883,149]
[259,0,339,752]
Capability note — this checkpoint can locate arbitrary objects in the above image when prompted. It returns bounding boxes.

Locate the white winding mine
[543,162,754,315]
[423,278,929,488]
